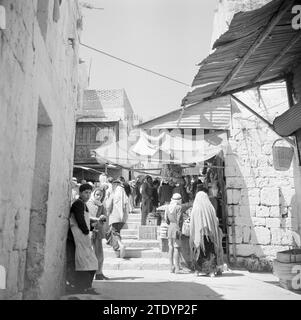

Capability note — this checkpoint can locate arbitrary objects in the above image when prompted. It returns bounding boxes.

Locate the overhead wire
[80,42,191,87]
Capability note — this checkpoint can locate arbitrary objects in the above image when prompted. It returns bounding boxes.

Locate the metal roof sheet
[138,96,232,130]
[183,0,301,106]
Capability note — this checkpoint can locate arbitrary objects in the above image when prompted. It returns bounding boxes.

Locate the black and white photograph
[1,0,301,305]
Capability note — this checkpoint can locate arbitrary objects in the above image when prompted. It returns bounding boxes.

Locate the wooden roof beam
[213,0,296,97]
[252,32,301,83]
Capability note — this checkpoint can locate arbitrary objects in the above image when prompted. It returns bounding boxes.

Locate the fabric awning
[182,0,301,106]
[93,129,227,167]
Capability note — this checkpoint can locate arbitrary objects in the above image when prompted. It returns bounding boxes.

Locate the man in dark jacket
[158,179,173,206]
[141,175,153,225]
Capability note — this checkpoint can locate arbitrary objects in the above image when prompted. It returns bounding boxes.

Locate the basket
[272,139,294,171]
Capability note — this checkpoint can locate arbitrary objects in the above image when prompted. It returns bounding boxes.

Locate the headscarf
[189,191,220,255]
[165,193,182,220]
[87,187,106,218]
[90,187,106,203]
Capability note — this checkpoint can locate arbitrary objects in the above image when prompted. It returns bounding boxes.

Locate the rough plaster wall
[0,0,80,299]
[224,87,297,269]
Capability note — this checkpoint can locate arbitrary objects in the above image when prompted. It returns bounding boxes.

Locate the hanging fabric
[132,134,159,156]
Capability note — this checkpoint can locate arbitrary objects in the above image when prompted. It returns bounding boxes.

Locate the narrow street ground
[61,269,301,300]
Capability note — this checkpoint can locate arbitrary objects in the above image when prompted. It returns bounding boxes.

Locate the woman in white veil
[189,191,224,277]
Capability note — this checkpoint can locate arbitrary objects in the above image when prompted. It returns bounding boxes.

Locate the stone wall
[224,87,298,271]
[0,0,81,299]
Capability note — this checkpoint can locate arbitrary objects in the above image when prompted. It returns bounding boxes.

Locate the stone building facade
[213,0,298,270]
[74,89,139,181]
[0,0,82,299]
[225,87,297,270]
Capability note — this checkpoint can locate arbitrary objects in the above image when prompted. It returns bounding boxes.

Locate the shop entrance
[202,152,229,260]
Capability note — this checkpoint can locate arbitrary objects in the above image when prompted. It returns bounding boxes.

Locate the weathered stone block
[236,244,256,256]
[227,205,234,217]
[270,228,282,245]
[255,177,270,188]
[269,206,280,217]
[239,205,255,218]
[240,188,260,205]
[226,189,233,204]
[251,227,271,245]
[251,217,266,226]
[244,177,256,188]
[280,217,297,229]
[225,166,236,177]
[261,187,279,206]
[270,228,294,245]
[265,218,281,228]
[229,225,243,243]
[279,187,295,206]
[281,229,293,245]
[255,205,269,217]
[234,217,253,227]
[261,245,290,258]
[242,226,251,243]
[227,177,245,189]
[232,189,241,204]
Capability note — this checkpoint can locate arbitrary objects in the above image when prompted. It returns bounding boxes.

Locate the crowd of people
[67,170,225,294]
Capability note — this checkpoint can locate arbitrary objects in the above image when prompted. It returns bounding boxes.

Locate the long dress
[190,191,224,275]
[86,198,106,276]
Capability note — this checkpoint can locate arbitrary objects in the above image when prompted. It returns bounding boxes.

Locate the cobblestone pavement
[61,269,301,300]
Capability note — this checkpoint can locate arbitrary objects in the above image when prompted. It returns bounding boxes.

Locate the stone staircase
[103,209,170,271]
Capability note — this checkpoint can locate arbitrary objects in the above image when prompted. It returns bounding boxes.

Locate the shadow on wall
[226,142,266,272]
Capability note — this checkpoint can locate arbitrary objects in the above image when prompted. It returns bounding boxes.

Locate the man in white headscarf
[189,191,224,277]
[165,193,192,273]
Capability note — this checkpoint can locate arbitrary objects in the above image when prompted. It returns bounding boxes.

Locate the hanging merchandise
[272,139,294,171]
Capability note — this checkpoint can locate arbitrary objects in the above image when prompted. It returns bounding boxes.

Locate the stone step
[103,258,170,271]
[122,235,139,240]
[126,217,141,224]
[120,229,138,236]
[123,222,140,230]
[120,229,139,240]
[103,247,169,259]
[103,239,160,249]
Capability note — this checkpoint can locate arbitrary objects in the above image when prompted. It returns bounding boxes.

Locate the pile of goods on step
[273,248,301,291]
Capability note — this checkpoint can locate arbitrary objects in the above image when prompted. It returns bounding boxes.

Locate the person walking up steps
[165,193,192,274]
[106,179,129,258]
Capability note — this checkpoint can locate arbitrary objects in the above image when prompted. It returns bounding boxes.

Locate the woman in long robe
[86,187,109,280]
[189,191,224,277]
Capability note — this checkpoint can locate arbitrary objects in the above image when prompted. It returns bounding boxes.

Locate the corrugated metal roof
[138,96,232,130]
[182,0,301,105]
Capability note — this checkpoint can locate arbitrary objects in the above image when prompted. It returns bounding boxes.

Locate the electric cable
[80,42,191,87]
